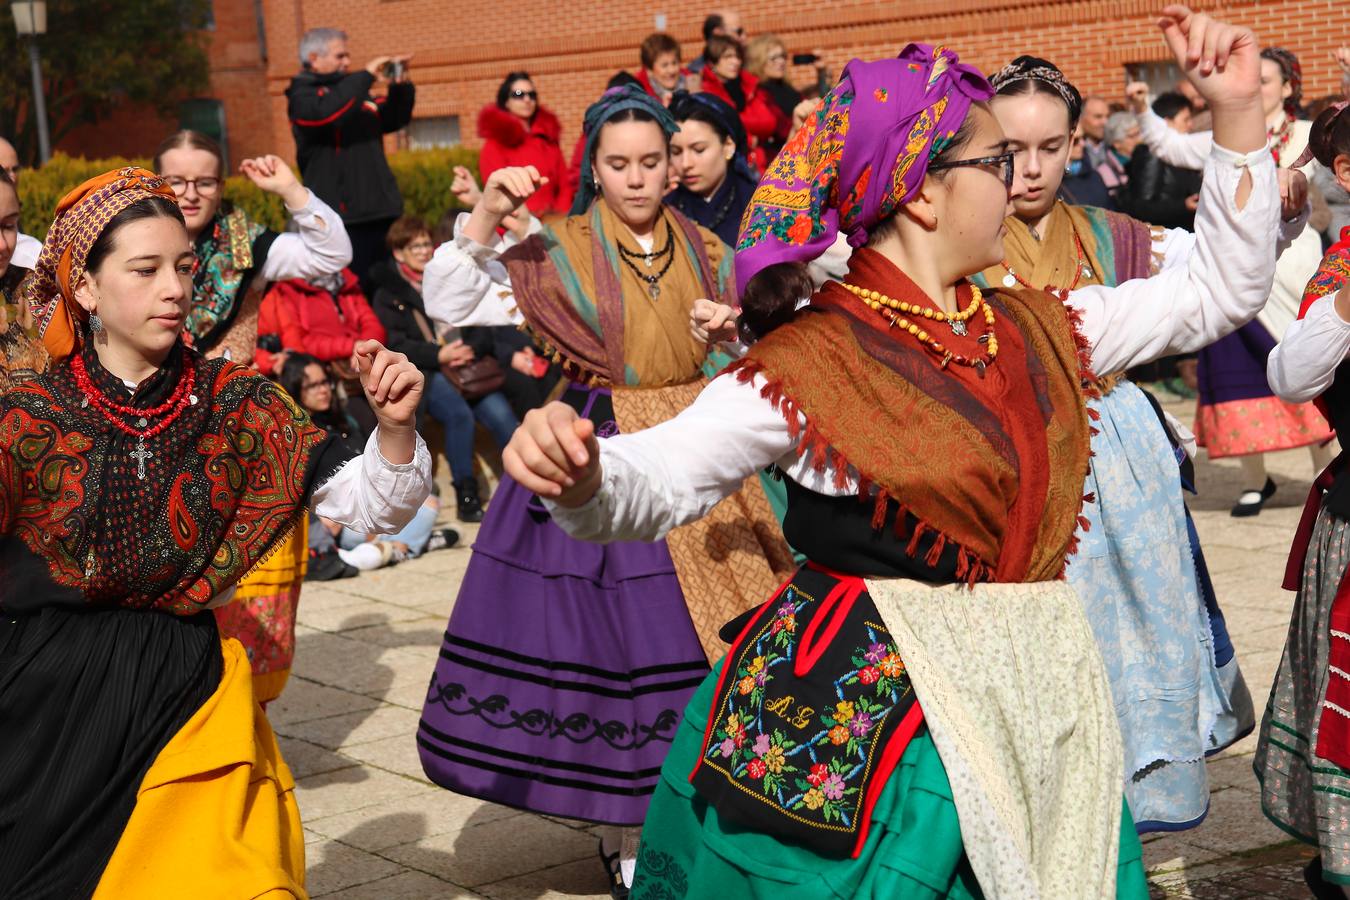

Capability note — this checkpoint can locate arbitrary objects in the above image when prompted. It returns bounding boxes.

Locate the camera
[381,60,404,81]
[792,53,820,66]
[258,334,283,354]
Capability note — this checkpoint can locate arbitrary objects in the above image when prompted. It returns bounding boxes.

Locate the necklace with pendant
[617,224,677,299]
[71,354,199,480]
[1000,228,1093,299]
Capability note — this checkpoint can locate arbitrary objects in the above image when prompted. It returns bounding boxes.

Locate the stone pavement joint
[282,403,1326,897]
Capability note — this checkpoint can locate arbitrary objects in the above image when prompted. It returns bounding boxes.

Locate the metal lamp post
[12,1,50,164]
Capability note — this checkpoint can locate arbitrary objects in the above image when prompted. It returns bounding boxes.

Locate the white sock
[1238,454,1268,493]
[620,826,641,887]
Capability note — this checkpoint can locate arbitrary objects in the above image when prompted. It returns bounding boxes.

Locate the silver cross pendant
[130,436,153,481]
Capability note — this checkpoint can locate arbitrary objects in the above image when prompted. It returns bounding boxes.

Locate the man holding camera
[287,27,415,286]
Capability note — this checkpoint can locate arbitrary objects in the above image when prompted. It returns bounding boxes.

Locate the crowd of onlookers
[238,10,838,582]
[10,13,1347,579]
[257,16,1350,568]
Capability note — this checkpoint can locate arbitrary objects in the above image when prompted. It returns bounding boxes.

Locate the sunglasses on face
[510,89,538,100]
[928,150,1016,192]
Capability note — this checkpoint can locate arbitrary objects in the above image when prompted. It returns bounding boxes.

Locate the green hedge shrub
[17,147,481,243]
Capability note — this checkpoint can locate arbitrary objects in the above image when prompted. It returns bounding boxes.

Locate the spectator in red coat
[477,73,573,216]
[265,268,387,432]
[699,35,784,173]
[634,33,690,106]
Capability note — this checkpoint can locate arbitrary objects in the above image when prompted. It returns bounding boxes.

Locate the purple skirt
[417,470,710,825]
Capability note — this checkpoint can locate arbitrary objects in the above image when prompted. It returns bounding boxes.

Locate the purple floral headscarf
[734,43,993,294]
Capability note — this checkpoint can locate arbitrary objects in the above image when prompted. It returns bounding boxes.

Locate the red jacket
[264,269,386,364]
[699,68,786,173]
[477,105,574,216]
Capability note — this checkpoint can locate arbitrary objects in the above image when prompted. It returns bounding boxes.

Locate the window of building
[408,116,461,149]
[179,98,229,168]
[1124,61,1184,107]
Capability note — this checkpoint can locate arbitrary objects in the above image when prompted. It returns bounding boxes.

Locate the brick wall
[54,0,1350,165]
[59,0,270,163]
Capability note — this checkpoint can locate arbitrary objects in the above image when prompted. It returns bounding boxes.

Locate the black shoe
[426,527,460,552]
[305,550,358,582]
[1231,477,1276,517]
[598,841,630,900]
[455,478,484,523]
[1304,858,1347,899]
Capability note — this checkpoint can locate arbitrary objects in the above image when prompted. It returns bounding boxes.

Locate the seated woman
[430,173,561,418]
[0,167,430,896]
[155,130,352,365]
[665,91,760,247]
[504,11,1278,897]
[278,352,457,564]
[265,266,387,434]
[369,215,520,522]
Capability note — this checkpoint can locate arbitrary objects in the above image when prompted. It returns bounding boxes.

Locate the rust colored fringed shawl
[729,249,1096,584]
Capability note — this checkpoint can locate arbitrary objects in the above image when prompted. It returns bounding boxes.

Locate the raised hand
[464,166,547,245]
[689,298,739,345]
[451,165,482,207]
[1159,6,1258,107]
[1159,5,1263,156]
[354,340,424,464]
[481,166,545,217]
[240,155,308,209]
[503,401,602,507]
[1125,81,1150,115]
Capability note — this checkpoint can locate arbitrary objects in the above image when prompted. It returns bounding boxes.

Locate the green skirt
[633,662,1151,899]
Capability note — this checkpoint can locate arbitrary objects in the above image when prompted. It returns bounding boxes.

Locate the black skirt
[0,606,221,899]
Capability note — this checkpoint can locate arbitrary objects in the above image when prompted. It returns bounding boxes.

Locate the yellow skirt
[93,638,307,899]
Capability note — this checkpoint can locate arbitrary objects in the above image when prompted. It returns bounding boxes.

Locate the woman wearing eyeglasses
[478,72,574,216]
[505,10,1279,896]
[154,130,354,705]
[744,35,829,164]
[153,129,353,368]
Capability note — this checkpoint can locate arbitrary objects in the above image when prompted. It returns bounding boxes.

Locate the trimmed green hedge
[18,147,481,243]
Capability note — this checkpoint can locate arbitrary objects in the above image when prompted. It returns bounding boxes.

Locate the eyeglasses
[301,376,334,392]
[928,150,1016,192]
[164,175,222,196]
[510,89,538,101]
[405,241,434,253]
[766,52,787,63]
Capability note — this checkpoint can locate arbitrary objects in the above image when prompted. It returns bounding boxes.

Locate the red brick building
[61,0,1350,166]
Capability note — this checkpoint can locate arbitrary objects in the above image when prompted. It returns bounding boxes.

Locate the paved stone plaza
[275,405,1331,898]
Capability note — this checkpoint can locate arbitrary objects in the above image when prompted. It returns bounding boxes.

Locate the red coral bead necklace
[70,352,198,480]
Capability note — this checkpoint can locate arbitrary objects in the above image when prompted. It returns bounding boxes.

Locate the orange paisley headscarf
[19,167,179,361]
